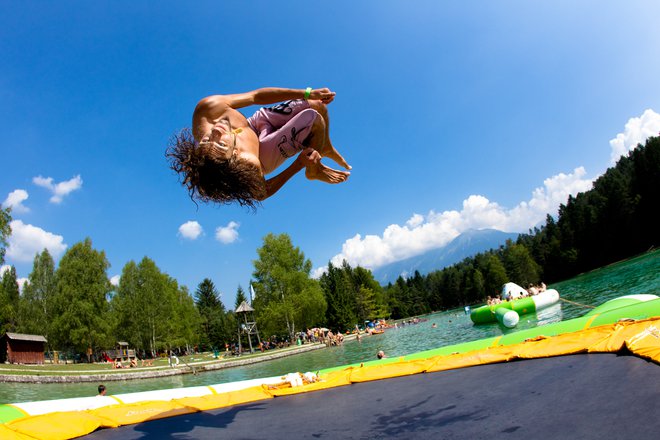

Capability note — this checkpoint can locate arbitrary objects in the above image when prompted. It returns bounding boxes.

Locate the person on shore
[168,350,180,367]
[326,330,335,347]
[167,87,351,208]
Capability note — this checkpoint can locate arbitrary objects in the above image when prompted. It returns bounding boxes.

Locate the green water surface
[2,250,658,404]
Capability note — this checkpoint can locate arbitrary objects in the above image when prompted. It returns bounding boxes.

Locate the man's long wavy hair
[166,128,266,209]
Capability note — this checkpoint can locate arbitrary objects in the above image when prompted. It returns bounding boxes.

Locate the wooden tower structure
[235,300,261,354]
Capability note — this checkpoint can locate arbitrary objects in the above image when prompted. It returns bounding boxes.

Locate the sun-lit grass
[0,352,219,375]
[0,344,321,376]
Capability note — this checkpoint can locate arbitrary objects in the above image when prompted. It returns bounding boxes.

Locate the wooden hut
[106,341,135,362]
[0,332,48,365]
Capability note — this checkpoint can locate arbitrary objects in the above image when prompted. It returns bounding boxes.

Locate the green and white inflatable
[471,285,560,327]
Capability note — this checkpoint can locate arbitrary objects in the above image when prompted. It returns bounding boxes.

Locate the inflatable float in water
[494,307,520,328]
[471,286,560,327]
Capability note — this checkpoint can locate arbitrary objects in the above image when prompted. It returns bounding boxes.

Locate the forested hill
[372,229,519,284]
[521,134,660,281]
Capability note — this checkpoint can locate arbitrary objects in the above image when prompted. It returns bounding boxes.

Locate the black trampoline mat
[83,353,660,439]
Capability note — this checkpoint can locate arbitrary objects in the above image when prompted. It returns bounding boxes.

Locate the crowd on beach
[229,327,348,356]
[99,328,349,371]
[110,354,160,369]
[100,321,396,370]
[81,317,408,369]
[298,328,345,347]
[486,282,547,305]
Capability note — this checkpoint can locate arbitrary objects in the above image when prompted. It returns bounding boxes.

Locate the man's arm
[260,148,321,200]
[193,87,335,138]
[197,87,335,113]
[234,87,335,107]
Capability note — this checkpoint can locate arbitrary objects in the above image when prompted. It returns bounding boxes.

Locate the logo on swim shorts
[267,100,294,115]
[277,127,305,158]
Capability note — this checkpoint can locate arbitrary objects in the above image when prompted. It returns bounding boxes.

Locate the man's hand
[309,88,335,104]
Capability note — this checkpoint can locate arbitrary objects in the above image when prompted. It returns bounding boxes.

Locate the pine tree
[320,261,357,331]
[0,207,11,266]
[19,249,56,336]
[49,238,111,352]
[195,278,228,349]
[234,285,248,309]
[0,266,20,333]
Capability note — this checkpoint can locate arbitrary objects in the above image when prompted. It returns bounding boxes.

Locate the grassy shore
[0,342,330,382]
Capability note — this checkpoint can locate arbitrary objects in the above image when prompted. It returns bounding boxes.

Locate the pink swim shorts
[247,100,320,175]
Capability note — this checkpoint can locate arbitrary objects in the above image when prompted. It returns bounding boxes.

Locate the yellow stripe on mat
[109,395,124,405]
[583,314,599,329]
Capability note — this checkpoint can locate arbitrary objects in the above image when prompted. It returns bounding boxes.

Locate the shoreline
[0,342,331,384]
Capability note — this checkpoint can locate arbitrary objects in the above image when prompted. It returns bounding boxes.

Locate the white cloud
[406,213,424,228]
[6,220,67,263]
[2,189,30,214]
[215,221,240,244]
[110,275,121,286]
[178,221,203,240]
[33,175,83,204]
[311,267,327,279]
[17,278,28,292]
[0,265,9,276]
[323,167,593,272]
[609,109,660,164]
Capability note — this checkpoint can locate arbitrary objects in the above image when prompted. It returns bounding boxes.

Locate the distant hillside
[372,229,519,284]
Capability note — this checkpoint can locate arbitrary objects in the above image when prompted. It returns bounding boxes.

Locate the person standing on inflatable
[167,87,351,208]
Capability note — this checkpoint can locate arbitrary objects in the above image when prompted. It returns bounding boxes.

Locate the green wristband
[304,87,312,100]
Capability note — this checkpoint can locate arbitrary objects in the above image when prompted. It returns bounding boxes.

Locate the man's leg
[307,100,352,170]
[258,107,350,184]
[303,116,350,184]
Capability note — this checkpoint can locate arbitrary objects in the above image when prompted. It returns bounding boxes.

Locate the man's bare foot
[305,162,350,184]
[320,142,352,170]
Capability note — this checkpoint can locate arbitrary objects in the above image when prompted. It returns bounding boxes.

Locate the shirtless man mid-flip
[167,87,351,208]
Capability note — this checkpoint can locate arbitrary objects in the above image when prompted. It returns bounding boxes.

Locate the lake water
[2,250,658,403]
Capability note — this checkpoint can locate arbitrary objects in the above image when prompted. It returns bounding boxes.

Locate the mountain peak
[372,229,519,284]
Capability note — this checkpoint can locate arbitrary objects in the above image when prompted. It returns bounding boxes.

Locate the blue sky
[2,1,660,308]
